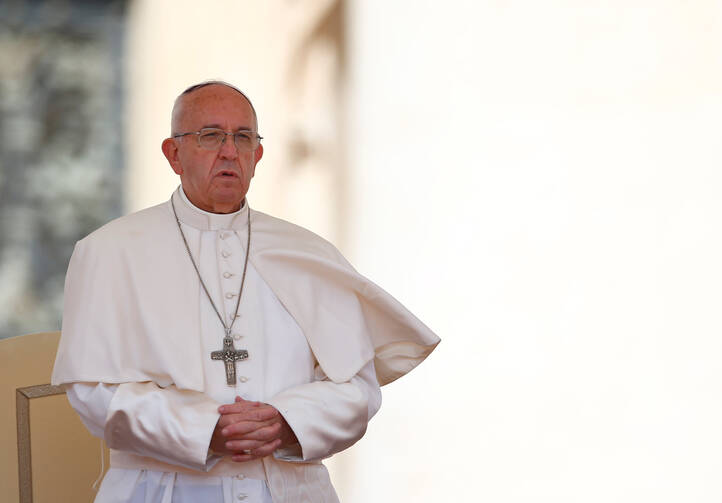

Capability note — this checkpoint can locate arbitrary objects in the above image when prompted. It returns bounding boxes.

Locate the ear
[162,138,183,175]
[250,144,263,178]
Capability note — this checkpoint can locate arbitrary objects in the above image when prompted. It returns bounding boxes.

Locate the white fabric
[52,188,440,391]
[92,468,272,503]
[62,192,383,502]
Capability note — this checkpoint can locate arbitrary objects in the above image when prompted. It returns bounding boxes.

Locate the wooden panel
[29,393,109,503]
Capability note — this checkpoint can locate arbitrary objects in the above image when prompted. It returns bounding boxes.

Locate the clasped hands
[210,396,298,462]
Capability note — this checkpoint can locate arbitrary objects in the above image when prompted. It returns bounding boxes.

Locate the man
[52,81,439,502]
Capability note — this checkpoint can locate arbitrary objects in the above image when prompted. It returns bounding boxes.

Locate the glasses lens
[233,132,258,151]
[198,130,224,150]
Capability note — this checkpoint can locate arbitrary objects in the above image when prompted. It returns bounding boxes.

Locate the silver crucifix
[210,334,249,385]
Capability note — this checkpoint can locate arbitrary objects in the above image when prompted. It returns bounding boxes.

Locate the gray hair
[170,80,259,135]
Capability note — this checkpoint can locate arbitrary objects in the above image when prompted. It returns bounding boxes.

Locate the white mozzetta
[53,188,439,390]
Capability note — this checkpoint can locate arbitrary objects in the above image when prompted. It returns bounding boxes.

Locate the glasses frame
[173,128,263,151]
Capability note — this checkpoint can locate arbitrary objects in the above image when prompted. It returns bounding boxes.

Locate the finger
[222,405,279,424]
[219,402,275,418]
[231,422,282,442]
[216,415,235,429]
[218,399,261,414]
[225,439,267,452]
[249,438,283,458]
[231,438,282,462]
[217,412,267,429]
[222,418,279,438]
[217,410,275,429]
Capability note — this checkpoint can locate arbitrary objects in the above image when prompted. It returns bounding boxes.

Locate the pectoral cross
[211,331,248,385]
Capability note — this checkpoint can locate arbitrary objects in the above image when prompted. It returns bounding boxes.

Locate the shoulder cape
[52,195,440,391]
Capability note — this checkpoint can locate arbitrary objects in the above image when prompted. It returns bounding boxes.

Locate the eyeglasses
[173,128,263,151]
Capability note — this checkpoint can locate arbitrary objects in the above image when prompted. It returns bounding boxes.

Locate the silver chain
[171,197,251,336]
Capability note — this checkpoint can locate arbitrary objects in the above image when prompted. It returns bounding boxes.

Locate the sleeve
[65,381,223,472]
[267,359,382,462]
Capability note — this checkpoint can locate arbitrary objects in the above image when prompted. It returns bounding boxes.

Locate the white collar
[172,186,249,231]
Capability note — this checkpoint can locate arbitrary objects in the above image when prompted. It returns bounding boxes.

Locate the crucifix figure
[211,335,249,385]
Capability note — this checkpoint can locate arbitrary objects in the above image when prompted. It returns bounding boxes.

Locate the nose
[218,133,238,159]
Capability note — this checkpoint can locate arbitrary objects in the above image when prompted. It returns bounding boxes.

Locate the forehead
[179,85,256,130]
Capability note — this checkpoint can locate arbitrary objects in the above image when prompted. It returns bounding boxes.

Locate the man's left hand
[214,396,298,462]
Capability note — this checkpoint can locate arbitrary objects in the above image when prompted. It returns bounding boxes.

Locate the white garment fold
[53,187,437,501]
[62,190,383,502]
[66,358,379,502]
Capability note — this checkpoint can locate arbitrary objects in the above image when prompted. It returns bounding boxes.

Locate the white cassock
[53,187,439,503]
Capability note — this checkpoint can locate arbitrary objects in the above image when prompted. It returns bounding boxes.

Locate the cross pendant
[210,335,249,386]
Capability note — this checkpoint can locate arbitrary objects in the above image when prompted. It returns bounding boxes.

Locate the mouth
[216,169,239,178]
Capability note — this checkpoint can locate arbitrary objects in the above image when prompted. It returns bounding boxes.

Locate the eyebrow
[202,124,256,132]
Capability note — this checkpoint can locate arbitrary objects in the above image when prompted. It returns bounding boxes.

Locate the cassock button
[223,272,233,279]
[233,333,242,341]
[237,494,247,501]
[235,474,245,480]
[238,376,249,383]
[225,293,235,299]
[222,250,231,258]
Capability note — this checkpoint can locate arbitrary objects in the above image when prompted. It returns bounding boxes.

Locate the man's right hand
[210,396,296,462]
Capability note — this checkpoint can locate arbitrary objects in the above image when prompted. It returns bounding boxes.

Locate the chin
[210,188,245,206]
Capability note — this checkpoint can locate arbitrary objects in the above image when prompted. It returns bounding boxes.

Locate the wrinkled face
[161,85,263,214]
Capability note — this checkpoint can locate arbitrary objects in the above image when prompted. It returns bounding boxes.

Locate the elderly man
[52,81,439,502]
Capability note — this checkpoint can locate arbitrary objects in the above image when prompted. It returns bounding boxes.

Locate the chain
[171,196,251,336]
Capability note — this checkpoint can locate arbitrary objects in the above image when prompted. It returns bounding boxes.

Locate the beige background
[117,1,722,501]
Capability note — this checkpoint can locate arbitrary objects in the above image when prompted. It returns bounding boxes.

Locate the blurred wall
[340,1,722,502]
[0,0,126,339]
[124,0,345,244]
[125,1,722,502]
